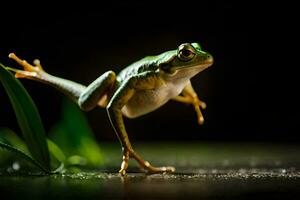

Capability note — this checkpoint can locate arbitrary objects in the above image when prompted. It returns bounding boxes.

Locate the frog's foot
[143,162,176,174]
[8,53,45,79]
[130,151,175,174]
[118,149,175,176]
[172,95,206,125]
[119,150,130,176]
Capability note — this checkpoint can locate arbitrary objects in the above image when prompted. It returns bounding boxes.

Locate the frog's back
[117,56,159,82]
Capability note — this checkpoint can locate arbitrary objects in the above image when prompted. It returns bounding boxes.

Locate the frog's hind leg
[8,53,116,109]
[78,71,116,111]
[8,52,88,102]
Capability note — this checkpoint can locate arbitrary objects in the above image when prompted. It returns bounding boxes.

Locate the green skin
[8,43,213,176]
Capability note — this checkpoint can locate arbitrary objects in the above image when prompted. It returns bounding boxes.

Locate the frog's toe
[161,166,176,173]
[5,66,37,79]
[198,116,205,125]
[193,98,206,109]
[119,168,127,176]
[15,70,38,79]
[8,53,45,75]
[199,101,206,109]
[147,165,176,174]
[193,103,205,125]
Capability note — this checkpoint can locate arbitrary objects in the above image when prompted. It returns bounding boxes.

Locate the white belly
[122,79,189,118]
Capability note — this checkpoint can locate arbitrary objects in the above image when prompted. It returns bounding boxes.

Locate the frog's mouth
[161,54,213,78]
[164,57,213,80]
[174,55,214,71]
[174,61,213,72]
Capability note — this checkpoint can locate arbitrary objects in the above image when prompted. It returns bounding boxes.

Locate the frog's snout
[205,53,214,67]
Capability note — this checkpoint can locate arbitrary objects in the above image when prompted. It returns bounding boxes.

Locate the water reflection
[0,168,300,199]
[1,142,300,199]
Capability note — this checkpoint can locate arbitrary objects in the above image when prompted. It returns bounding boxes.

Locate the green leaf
[49,98,104,167]
[0,63,50,171]
[0,141,49,173]
[47,139,66,163]
[67,155,87,166]
[0,127,29,154]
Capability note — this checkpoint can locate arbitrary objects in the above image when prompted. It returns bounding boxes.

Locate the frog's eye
[177,43,196,62]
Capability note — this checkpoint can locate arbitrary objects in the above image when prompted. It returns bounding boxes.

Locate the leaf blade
[0,63,50,171]
[0,141,49,173]
[50,98,104,167]
[0,127,29,154]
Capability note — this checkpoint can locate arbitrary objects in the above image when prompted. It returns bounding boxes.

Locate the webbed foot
[7,53,45,79]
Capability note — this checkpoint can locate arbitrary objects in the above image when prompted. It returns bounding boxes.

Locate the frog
[7,42,213,176]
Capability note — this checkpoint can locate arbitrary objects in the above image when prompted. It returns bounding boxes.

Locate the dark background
[0,2,298,142]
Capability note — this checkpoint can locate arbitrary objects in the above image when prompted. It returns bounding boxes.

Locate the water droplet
[281,169,287,174]
[12,162,20,171]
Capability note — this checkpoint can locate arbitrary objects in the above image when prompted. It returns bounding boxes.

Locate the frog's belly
[122,81,188,118]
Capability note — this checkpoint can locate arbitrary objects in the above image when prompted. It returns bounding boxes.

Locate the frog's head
[158,43,213,80]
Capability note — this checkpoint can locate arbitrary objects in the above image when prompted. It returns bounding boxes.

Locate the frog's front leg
[172,81,207,125]
[107,74,175,176]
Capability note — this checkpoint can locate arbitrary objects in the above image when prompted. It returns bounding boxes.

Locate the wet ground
[1,142,300,199]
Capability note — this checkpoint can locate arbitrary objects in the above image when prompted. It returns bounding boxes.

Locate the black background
[0,2,298,142]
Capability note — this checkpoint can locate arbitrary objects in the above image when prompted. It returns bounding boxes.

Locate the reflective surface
[1,142,300,199]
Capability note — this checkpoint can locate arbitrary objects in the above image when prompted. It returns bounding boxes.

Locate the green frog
[8,42,213,175]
